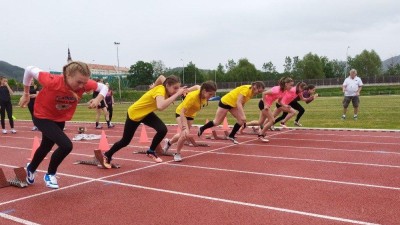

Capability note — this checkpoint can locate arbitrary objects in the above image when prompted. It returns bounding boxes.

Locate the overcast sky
[1,0,399,73]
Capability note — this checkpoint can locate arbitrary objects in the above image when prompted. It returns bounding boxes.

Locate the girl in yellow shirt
[198,81,265,144]
[97,75,187,168]
[162,81,217,162]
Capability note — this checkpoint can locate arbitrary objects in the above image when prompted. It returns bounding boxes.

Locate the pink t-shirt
[281,87,300,105]
[264,86,284,107]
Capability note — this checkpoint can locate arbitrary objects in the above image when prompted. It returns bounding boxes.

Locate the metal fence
[134,75,400,90]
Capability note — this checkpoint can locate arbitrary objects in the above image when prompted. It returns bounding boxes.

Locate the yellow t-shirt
[221,85,253,107]
[127,85,166,121]
[175,89,206,118]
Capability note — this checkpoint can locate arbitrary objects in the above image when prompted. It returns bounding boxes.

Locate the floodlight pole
[344,46,350,79]
[114,42,121,100]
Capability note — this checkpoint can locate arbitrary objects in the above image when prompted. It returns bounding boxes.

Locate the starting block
[133,144,173,156]
[240,126,259,135]
[0,167,28,188]
[184,137,210,147]
[73,150,120,168]
[205,130,230,140]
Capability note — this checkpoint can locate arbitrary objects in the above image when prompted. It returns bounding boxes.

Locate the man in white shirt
[342,69,363,120]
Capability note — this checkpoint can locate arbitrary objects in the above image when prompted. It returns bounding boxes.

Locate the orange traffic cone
[204,119,212,134]
[28,136,40,160]
[139,125,149,143]
[98,130,110,152]
[222,117,229,130]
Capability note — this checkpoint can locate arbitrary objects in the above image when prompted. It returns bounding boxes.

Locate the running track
[0,121,399,225]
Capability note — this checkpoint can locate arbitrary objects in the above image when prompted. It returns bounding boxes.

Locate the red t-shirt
[34,72,98,122]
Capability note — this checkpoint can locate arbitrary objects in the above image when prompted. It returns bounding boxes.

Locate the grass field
[12,95,400,130]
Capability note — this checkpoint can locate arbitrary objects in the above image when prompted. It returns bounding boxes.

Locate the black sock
[229,123,241,138]
[96,122,99,127]
[201,121,214,133]
[107,120,110,126]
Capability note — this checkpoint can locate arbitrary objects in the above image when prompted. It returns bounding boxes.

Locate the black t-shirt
[0,86,11,102]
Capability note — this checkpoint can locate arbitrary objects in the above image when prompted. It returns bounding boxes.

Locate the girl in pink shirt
[273,82,307,128]
[241,77,293,142]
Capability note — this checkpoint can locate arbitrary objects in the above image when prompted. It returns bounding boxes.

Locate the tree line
[127,49,400,87]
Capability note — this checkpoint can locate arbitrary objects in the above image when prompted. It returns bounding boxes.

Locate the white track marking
[0,212,40,225]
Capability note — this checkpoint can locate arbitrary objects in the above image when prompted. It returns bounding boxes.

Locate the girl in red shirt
[19,61,108,189]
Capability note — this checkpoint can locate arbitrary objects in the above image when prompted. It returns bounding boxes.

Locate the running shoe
[197,127,204,137]
[44,173,59,189]
[353,115,358,120]
[173,153,182,162]
[280,122,288,129]
[25,163,36,185]
[146,150,162,163]
[108,123,115,128]
[162,138,171,154]
[2,129,7,134]
[95,151,112,169]
[269,125,275,131]
[11,129,16,134]
[31,126,38,131]
[258,135,269,143]
[294,121,303,127]
[227,136,239,144]
[95,125,103,129]
[341,115,346,120]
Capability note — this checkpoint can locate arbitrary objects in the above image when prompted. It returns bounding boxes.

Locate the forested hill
[0,61,24,81]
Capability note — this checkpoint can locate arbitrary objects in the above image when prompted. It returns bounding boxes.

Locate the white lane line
[0,212,40,225]
[211,152,400,169]
[0,165,381,225]
[168,163,400,191]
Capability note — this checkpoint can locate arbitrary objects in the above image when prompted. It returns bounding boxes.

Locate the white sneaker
[280,122,288,129]
[258,135,269,143]
[162,138,171,154]
[11,129,16,134]
[228,136,239,144]
[294,121,302,127]
[2,129,7,134]
[44,173,59,189]
[32,126,38,131]
[173,153,182,162]
[95,125,103,129]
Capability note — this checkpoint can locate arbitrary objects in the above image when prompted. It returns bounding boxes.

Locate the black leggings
[275,101,305,124]
[105,112,167,159]
[0,100,14,129]
[29,117,70,175]
[28,98,36,125]
[107,104,113,121]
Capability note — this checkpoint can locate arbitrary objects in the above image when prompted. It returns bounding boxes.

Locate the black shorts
[97,101,106,109]
[175,113,194,121]
[218,101,233,110]
[258,100,264,110]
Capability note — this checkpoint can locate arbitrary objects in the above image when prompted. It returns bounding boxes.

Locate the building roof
[87,63,129,72]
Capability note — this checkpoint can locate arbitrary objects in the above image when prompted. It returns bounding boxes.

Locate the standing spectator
[28,80,40,131]
[105,82,115,126]
[0,76,16,134]
[342,69,363,120]
[93,78,113,128]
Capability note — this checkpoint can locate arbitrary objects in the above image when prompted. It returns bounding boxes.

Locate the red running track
[0,121,399,224]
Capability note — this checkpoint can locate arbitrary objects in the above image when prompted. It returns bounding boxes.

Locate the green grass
[12,95,400,130]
